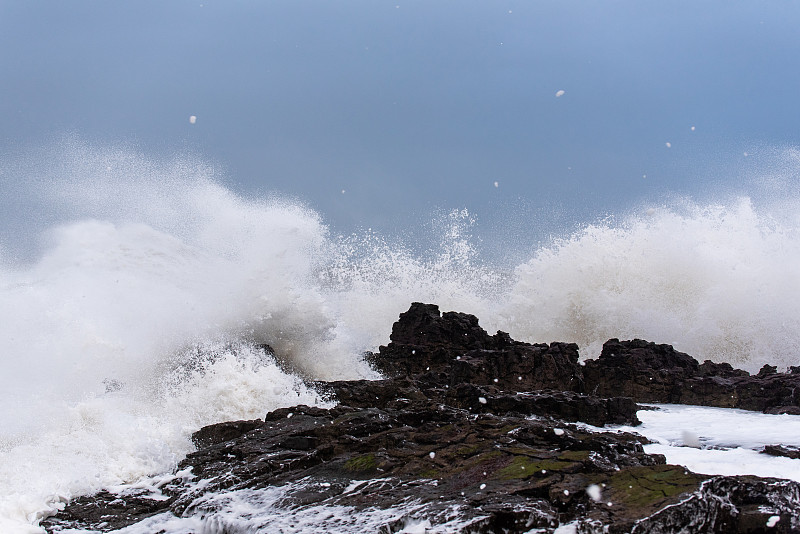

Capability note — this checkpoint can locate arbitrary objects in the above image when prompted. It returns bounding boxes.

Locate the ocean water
[1,142,800,532]
[622,404,800,482]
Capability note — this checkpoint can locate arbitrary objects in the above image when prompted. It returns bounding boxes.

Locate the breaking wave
[1,139,799,532]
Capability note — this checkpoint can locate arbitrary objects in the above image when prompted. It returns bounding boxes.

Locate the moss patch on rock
[558,450,590,462]
[604,465,704,509]
[344,454,378,473]
[496,455,575,480]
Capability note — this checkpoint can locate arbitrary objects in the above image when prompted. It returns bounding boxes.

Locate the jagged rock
[387,301,490,349]
[42,303,800,533]
[191,418,263,449]
[41,489,171,532]
[630,476,800,534]
[583,338,800,413]
[177,403,661,511]
[317,378,639,427]
[368,303,585,393]
[762,445,800,460]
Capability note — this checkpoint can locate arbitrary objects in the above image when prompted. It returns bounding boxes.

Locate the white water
[99,479,489,534]
[1,141,800,532]
[620,404,800,482]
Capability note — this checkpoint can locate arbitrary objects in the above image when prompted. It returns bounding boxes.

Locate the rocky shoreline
[43,303,800,533]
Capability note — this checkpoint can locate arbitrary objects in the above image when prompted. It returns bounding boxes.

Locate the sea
[1,143,799,533]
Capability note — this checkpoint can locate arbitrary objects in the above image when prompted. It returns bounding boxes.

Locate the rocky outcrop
[316,377,638,428]
[762,445,800,460]
[583,338,800,413]
[42,303,800,533]
[631,477,800,534]
[368,302,585,393]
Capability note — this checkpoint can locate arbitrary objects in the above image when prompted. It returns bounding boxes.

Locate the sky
[2,0,800,253]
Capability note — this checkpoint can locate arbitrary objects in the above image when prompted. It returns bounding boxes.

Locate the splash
[503,196,800,367]
[1,140,799,532]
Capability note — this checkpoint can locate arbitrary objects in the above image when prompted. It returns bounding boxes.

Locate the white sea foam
[1,140,800,532]
[619,404,800,482]
[103,479,487,534]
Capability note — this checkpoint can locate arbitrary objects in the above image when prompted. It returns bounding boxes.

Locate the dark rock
[451,388,641,427]
[762,445,800,460]
[766,406,800,415]
[42,303,800,533]
[318,378,638,427]
[41,490,172,532]
[631,476,800,534]
[191,418,262,448]
[387,302,491,349]
[698,359,750,378]
[759,364,779,378]
[583,338,800,413]
[369,302,584,393]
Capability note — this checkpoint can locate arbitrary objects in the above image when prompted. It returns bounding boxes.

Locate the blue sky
[2,1,800,249]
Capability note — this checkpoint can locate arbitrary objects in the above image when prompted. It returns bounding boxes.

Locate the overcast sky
[2,1,800,249]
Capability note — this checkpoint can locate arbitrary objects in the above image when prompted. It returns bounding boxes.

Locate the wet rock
[766,406,800,415]
[631,476,800,534]
[318,378,638,427]
[368,302,584,393]
[762,445,800,460]
[583,338,800,413]
[41,490,172,532]
[42,303,800,533]
[191,418,263,449]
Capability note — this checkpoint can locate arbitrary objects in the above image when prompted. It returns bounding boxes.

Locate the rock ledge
[43,303,800,533]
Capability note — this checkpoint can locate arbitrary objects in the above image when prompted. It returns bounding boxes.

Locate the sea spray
[1,140,800,531]
[504,197,800,368]
[0,142,356,532]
